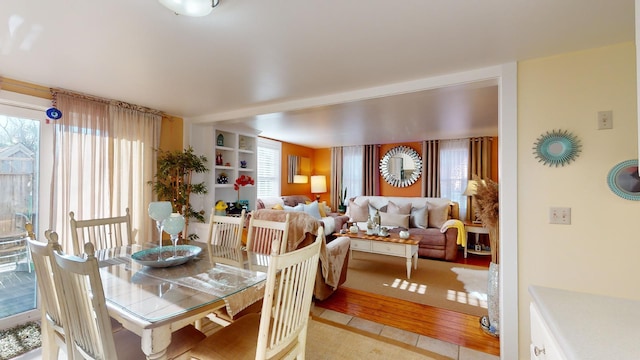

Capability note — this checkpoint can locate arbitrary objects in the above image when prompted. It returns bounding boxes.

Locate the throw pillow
[427,204,450,228]
[306,200,328,217]
[349,199,369,222]
[380,212,410,228]
[272,204,284,210]
[409,206,429,229]
[284,204,304,212]
[302,201,322,219]
[387,200,411,215]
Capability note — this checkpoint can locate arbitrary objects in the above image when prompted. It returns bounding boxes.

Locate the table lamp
[463,179,484,223]
[311,175,327,201]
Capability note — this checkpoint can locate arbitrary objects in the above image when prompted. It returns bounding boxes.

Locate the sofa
[251,209,351,300]
[345,196,461,261]
[256,195,349,237]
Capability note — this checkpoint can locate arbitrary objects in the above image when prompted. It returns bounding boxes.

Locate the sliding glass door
[0,92,51,329]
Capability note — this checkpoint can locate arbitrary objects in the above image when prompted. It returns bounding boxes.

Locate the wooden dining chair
[190,227,323,360]
[50,239,205,360]
[245,213,290,272]
[207,209,245,268]
[69,208,133,255]
[27,231,69,360]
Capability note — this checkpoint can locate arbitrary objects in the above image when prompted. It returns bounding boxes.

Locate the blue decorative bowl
[131,245,202,268]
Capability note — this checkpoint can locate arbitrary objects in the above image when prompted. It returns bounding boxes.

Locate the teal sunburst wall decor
[532,129,582,167]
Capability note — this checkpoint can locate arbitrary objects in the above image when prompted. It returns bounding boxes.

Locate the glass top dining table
[95,242,266,359]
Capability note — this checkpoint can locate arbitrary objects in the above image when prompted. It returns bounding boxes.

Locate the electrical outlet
[597,110,613,130]
[549,207,571,225]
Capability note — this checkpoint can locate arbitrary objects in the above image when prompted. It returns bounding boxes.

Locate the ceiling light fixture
[158,0,219,17]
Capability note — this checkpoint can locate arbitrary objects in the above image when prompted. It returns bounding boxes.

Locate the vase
[485,261,500,337]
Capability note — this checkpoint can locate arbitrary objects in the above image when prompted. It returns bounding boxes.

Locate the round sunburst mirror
[533,129,582,167]
[380,146,423,187]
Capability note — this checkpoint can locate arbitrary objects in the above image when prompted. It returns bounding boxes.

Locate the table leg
[413,251,418,270]
[406,256,412,279]
[141,327,171,360]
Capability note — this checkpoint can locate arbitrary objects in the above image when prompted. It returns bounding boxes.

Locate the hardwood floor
[315,249,499,357]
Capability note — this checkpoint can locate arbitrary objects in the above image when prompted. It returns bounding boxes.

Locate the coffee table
[336,230,420,279]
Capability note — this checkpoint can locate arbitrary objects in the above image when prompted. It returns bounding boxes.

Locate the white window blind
[257,137,281,198]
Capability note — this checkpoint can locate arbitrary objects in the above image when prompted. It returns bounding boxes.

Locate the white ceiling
[0,1,634,148]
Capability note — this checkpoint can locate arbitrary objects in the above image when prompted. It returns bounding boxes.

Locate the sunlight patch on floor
[446,289,488,308]
[384,278,427,294]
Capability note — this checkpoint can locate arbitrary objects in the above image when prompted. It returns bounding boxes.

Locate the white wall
[517,42,639,358]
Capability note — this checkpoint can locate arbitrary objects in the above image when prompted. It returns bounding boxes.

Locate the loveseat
[251,209,351,300]
[346,196,461,261]
[256,195,349,237]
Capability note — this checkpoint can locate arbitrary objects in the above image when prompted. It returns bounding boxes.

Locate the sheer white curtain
[342,145,364,200]
[51,93,161,254]
[439,139,469,220]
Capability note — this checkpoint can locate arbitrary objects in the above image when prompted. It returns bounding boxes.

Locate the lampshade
[293,175,308,184]
[462,180,479,196]
[311,175,327,194]
[158,0,219,17]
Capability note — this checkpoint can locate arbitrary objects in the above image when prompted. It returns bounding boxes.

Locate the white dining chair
[68,208,133,255]
[27,231,69,360]
[207,209,245,268]
[189,227,323,360]
[50,238,205,360]
[245,213,290,272]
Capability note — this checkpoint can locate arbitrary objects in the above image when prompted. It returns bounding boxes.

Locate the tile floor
[312,306,499,360]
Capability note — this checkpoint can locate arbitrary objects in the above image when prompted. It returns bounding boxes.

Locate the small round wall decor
[532,129,581,167]
[607,159,640,201]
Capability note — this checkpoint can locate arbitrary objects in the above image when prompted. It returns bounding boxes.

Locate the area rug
[307,317,448,360]
[343,252,488,316]
[0,322,41,360]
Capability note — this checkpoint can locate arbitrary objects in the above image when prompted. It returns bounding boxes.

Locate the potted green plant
[337,186,347,213]
[149,146,209,241]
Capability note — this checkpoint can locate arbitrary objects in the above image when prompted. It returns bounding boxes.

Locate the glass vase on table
[163,213,185,260]
[148,201,173,259]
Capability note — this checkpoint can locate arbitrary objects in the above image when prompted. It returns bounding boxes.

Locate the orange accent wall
[313,148,332,205]
[280,142,315,198]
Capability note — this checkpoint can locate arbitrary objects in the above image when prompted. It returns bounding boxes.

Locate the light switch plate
[549,207,571,224]
[598,110,613,129]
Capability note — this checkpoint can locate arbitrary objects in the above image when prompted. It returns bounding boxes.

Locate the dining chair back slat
[208,209,245,268]
[245,214,290,272]
[69,209,133,256]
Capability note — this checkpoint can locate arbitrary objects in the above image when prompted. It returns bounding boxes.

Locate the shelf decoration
[217,133,224,146]
[532,129,582,167]
[607,159,640,201]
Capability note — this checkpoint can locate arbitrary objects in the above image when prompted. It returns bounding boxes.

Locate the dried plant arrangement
[473,175,499,263]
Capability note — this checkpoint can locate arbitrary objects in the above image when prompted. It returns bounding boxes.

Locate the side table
[464,221,491,258]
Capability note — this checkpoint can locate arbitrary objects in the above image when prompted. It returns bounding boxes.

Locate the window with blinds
[257,137,281,198]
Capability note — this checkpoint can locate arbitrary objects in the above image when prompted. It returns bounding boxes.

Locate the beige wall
[517,42,639,358]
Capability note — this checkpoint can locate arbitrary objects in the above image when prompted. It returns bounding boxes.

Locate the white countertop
[529,286,640,360]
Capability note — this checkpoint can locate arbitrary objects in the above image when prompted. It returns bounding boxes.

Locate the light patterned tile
[459,347,499,360]
[380,325,419,346]
[416,335,459,359]
[317,308,353,325]
[348,316,384,335]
